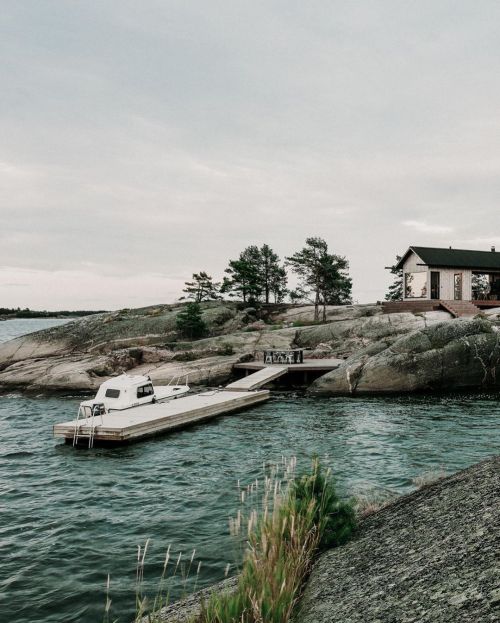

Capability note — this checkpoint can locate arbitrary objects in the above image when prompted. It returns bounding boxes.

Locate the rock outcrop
[1,301,499,394]
[295,456,500,623]
[310,317,500,395]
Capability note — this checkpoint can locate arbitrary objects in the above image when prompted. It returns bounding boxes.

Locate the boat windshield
[105,388,120,398]
[137,384,154,398]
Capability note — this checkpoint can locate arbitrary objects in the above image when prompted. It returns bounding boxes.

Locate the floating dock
[54,389,270,446]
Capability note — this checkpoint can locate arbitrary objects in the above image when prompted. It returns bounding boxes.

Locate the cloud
[402,221,454,234]
[1,2,500,308]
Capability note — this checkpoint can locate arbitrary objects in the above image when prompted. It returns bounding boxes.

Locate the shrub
[176,303,207,340]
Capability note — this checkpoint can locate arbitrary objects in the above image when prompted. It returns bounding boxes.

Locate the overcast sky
[1,1,500,310]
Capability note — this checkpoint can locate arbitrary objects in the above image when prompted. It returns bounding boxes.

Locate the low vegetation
[112,459,355,623]
[195,458,355,623]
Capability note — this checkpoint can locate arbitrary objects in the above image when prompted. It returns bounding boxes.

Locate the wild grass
[195,457,356,623]
[412,468,446,489]
[105,458,355,623]
[353,491,398,518]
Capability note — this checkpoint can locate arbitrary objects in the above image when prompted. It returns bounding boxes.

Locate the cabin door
[454,273,463,300]
[430,271,440,299]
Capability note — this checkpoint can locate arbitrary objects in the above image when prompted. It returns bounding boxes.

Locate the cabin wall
[403,252,427,274]
[437,268,472,301]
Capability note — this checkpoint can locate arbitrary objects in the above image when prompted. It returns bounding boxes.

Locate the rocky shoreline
[143,456,500,623]
[0,301,499,395]
[295,455,500,622]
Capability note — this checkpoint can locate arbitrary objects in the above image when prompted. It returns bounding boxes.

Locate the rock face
[310,317,500,395]
[294,456,500,623]
[0,303,299,392]
[1,300,498,394]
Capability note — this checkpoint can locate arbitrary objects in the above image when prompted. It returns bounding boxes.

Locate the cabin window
[137,384,154,399]
[404,272,427,298]
[105,389,120,398]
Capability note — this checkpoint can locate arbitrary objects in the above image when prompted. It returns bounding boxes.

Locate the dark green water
[0,320,499,623]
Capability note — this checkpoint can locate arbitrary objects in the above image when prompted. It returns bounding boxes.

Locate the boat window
[105,389,120,398]
[137,384,154,399]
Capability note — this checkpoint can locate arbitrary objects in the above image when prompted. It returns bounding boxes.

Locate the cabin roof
[100,374,151,389]
[396,246,500,271]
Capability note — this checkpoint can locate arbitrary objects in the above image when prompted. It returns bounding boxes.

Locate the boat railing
[167,373,189,387]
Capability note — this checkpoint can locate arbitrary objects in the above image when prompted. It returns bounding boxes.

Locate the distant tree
[472,273,489,300]
[176,302,207,339]
[259,244,288,303]
[181,272,222,303]
[286,237,352,321]
[385,256,403,301]
[222,244,288,304]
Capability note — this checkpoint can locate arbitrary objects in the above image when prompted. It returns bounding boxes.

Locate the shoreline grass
[195,457,356,623]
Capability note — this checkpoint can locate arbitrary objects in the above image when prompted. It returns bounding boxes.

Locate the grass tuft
[195,457,355,623]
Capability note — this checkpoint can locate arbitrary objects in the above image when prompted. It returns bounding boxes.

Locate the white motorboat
[78,373,190,417]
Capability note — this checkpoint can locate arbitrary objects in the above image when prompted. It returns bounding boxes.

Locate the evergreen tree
[222,244,288,304]
[176,302,207,339]
[286,237,352,321]
[385,256,403,301]
[221,246,263,303]
[259,244,288,303]
[181,272,221,302]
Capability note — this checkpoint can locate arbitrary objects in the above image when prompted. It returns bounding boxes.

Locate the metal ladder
[73,404,105,448]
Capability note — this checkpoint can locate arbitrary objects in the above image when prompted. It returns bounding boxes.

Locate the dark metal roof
[396,246,500,271]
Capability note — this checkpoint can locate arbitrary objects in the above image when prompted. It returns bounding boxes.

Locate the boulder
[310,318,500,395]
[295,311,452,358]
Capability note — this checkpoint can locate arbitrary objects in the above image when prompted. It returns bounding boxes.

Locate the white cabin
[395,246,500,302]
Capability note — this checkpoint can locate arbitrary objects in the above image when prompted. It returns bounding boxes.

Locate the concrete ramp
[224,366,288,391]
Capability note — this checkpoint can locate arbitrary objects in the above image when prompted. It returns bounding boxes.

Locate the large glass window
[405,272,427,299]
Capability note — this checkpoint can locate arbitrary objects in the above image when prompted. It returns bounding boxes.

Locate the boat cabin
[82,374,156,411]
[395,246,500,302]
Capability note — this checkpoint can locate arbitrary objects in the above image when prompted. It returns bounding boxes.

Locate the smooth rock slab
[294,456,500,623]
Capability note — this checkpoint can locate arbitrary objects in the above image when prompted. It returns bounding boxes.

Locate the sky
[1,1,500,310]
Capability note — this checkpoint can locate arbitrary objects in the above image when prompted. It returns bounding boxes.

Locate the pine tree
[221,246,263,303]
[286,237,352,321]
[176,302,207,339]
[259,244,288,303]
[385,256,403,301]
[181,272,221,303]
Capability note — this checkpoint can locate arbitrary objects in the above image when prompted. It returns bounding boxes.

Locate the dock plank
[224,366,288,391]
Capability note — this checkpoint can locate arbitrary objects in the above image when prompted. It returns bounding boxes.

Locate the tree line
[180,237,352,322]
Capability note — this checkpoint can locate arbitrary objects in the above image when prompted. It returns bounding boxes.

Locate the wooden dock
[233,358,344,373]
[224,366,288,391]
[54,389,270,446]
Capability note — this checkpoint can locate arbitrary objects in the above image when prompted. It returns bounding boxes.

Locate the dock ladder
[73,403,105,448]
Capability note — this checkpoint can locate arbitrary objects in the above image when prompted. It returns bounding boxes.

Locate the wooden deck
[233,359,344,372]
[382,299,500,316]
[54,390,270,445]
